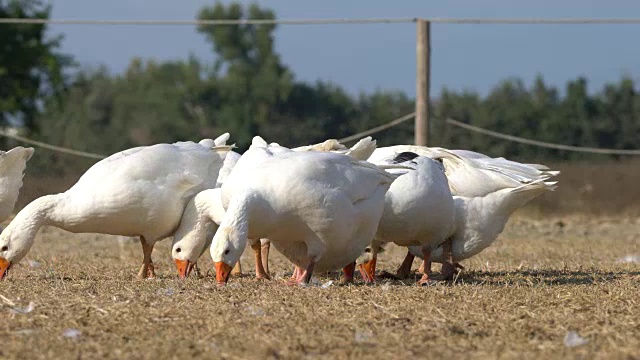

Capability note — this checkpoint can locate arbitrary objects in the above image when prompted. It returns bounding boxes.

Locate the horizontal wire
[2,17,640,26]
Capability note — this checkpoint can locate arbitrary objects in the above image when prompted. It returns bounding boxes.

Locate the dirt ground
[1,214,639,359]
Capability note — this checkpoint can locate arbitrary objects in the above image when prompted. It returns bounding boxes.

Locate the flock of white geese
[0,134,558,286]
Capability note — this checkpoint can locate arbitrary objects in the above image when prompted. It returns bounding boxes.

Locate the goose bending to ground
[405,179,557,274]
[0,135,233,280]
[0,146,35,223]
[171,136,378,280]
[172,136,275,280]
[356,152,455,285]
[185,146,402,285]
[172,188,226,278]
[241,136,378,277]
[212,150,403,286]
[366,146,558,279]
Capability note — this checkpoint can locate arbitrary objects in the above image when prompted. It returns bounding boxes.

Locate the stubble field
[0,213,639,359]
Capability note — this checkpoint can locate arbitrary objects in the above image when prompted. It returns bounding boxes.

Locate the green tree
[598,77,637,152]
[353,90,414,147]
[0,0,72,131]
[33,57,217,176]
[31,0,640,177]
[197,2,293,147]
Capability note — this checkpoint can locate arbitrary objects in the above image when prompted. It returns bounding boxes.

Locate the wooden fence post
[415,19,431,146]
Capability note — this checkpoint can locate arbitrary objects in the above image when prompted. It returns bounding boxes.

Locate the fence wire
[3,17,640,26]
[446,118,640,155]
[0,130,106,159]
[5,115,640,159]
[337,113,416,143]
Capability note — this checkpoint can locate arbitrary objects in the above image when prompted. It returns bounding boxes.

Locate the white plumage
[0,135,232,280]
[357,152,456,284]
[418,179,557,264]
[207,148,401,285]
[171,136,379,279]
[367,146,558,280]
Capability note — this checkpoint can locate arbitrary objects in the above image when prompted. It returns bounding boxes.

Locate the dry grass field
[1,213,639,359]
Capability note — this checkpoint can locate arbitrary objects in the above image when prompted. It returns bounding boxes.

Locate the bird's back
[247,151,394,205]
[57,142,228,239]
[72,142,221,194]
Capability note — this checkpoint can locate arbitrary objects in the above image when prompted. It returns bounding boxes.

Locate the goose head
[172,221,216,279]
[172,188,225,279]
[0,194,60,280]
[0,222,36,280]
[0,235,10,279]
[210,193,252,285]
[172,236,201,280]
[355,244,386,280]
[171,203,205,279]
[355,245,376,266]
[210,224,247,286]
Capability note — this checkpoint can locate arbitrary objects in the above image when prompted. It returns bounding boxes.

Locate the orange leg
[137,237,156,279]
[251,242,270,280]
[440,239,457,280]
[286,261,315,286]
[417,249,435,286]
[261,241,270,276]
[289,265,302,281]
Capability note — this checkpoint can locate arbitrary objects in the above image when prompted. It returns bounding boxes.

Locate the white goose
[172,187,227,278]
[171,136,378,280]
[406,179,557,270]
[356,152,456,285]
[0,135,233,280]
[0,146,35,223]
[170,141,244,279]
[366,146,558,279]
[191,146,401,285]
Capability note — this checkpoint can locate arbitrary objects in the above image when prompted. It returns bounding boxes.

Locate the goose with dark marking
[365,146,559,279]
[356,151,455,285]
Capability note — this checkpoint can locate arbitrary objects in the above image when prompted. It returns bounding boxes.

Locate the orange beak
[174,259,195,279]
[215,261,232,286]
[358,257,377,284]
[0,257,11,280]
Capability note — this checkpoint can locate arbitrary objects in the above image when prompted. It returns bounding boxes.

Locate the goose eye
[364,248,371,253]
[175,247,181,253]
[224,249,230,255]
[1,246,7,252]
